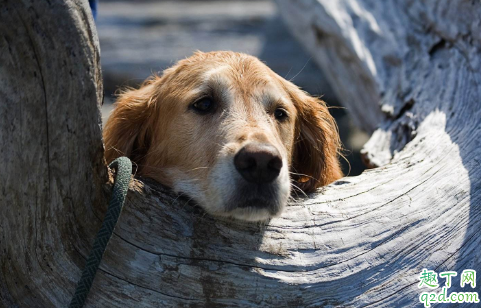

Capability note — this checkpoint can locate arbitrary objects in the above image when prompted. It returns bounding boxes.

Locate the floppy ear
[103,78,159,164]
[286,84,343,193]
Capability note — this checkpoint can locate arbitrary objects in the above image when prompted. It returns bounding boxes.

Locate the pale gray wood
[1,0,480,307]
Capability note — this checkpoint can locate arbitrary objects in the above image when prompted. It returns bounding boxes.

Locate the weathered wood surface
[0,0,107,307]
[1,0,480,307]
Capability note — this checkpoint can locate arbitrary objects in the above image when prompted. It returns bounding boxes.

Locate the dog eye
[274,108,288,120]
[192,98,215,114]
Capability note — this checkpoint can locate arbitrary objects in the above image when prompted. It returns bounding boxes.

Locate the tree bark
[0,0,107,306]
[1,0,480,307]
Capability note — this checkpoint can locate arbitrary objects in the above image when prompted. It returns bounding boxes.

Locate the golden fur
[104,51,342,221]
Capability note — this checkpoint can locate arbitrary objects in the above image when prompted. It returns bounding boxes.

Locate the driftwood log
[1,0,480,307]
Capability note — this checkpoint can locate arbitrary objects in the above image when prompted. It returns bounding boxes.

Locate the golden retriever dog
[104,51,342,221]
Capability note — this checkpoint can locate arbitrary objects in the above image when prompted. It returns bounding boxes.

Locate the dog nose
[234,143,283,183]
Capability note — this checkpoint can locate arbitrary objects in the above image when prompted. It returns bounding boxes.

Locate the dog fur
[103,51,342,221]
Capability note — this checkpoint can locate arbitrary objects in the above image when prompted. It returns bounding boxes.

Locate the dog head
[104,51,342,221]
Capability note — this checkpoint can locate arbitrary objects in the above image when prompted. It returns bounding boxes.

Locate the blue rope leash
[68,157,132,308]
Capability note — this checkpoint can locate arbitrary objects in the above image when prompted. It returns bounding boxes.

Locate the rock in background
[97,0,368,175]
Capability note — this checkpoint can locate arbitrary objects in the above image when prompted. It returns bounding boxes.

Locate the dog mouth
[225,182,286,217]
[182,141,291,221]
[236,197,276,209]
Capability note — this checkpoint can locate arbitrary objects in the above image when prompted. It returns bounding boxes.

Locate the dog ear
[282,82,343,193]
[103,78,159,165]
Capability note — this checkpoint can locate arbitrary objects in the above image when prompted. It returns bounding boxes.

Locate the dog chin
[224,205,283,222]
[196,189,288,222]
[206,166,290,221]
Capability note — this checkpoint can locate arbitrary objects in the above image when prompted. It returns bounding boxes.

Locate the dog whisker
[289,171,318,181]
[188,167,210,172]
[289,57,311,82]
[290,182,309,198]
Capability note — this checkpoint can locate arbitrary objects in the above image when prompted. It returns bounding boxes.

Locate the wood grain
[0,0,107,307]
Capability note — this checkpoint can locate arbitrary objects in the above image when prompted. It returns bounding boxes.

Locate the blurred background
[97,0,369,176]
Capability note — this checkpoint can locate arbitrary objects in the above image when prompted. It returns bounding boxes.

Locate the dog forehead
[201,63,287,104]
[164,52,294,109]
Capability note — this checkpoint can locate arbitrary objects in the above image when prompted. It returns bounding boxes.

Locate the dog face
[104,51,342,221]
